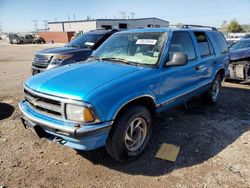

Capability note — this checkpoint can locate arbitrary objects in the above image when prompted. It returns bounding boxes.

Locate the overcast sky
[0,0,249,32]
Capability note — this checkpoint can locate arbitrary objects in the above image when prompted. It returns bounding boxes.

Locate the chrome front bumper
[19,100,112,138]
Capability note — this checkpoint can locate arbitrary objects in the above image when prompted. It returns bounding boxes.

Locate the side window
[194,32,214,57]
[211,31,229,54]
[169,31,196,61]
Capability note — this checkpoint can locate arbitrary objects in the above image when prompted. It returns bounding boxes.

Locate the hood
[25,61,141,100]
[37,46,91,55]
[230,48,250,61]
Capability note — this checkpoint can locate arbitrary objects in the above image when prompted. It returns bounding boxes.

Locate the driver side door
[159,31,201,110]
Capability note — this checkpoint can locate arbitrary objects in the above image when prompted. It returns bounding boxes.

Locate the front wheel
[105,105,152,162]
[201,74,222,105]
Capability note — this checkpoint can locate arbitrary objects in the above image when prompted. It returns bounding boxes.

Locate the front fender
[106,91,159,121]
[85,68,161,122]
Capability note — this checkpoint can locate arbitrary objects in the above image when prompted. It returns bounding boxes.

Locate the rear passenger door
[192,31,216,83]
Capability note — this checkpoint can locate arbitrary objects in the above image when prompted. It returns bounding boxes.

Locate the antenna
[32,20,38,31]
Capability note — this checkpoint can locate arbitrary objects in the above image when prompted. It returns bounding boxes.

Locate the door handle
[195,65,206,70]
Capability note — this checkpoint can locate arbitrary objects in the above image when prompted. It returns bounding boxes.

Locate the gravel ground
[0,41,249,188]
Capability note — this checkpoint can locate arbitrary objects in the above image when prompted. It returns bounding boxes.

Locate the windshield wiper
[88,55,101,61]
[101,57,138,66]
[68,45,81,48]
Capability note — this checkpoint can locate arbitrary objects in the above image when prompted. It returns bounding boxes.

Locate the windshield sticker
[136,39,157,45]
[85,42,95,46]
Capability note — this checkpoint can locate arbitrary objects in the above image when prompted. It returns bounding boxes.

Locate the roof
[86,29,117,34]
[48,17,169,24]
[119,27,171,33]
[118,26,218,33]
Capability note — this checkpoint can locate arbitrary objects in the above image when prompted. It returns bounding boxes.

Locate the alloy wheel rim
[125,117,147,152]
[211,79,220,100]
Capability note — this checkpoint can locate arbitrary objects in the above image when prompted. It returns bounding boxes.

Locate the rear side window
[194,32,214,57]
[169,31,196,61]
[211,32,229,54]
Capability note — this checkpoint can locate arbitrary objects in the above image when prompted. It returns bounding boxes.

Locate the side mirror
[166,52,188,66]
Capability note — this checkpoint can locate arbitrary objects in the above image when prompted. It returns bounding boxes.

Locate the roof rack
[181,24,217,31]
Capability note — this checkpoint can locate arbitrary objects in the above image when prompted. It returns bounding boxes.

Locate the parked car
[31,29,117,75]
[32,35,46,44]
[19,26,229,161]
[242,33,250,39]
[226,38,241,46]
[225,38,250,83]
[12,34,34,44]
[6,33,20,44]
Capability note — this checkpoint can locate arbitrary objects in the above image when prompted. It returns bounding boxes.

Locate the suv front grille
[32,55,52,68]
[24,89,62,119]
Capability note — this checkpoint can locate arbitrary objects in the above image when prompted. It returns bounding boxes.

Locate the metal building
[48,17,169,33]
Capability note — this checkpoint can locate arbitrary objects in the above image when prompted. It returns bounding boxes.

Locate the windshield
[230,40,250,50]
[92,32,168,66]
[66,33,105,48]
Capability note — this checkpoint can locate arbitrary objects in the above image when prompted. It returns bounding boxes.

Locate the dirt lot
[0,41,249,188]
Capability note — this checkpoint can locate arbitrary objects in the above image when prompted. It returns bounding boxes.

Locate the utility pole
[73,14,76,21]
[0,22,2,33]
[118,11,120,19]
[32,20,38,31]
[42,20,48,30]
[120,11,126,19]
[129,12,135,19]
[67,13,71,31]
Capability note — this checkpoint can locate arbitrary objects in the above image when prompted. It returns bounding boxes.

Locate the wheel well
[114,97,157,122]
[217,69,225,80]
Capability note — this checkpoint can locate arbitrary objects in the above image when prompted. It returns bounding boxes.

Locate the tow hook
[53,137,67,145]
[74,124,81,137]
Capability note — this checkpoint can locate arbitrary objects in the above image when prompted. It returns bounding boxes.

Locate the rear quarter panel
[206,31,230,80]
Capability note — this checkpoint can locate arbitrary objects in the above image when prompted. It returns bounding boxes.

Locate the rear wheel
[105,105,152,162]
[202,73,221,105]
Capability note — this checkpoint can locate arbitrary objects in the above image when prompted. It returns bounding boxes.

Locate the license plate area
[21,117,47,138]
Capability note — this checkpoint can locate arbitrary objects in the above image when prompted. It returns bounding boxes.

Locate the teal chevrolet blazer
[19,26,229,161]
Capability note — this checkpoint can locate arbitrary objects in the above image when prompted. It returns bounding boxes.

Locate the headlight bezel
[64,103,99,124]
[50,54,73,65]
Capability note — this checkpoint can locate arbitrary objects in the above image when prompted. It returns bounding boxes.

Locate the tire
[105,105,152,162]
[201,73,222,105]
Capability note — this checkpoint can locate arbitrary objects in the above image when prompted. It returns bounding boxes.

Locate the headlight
[50,54,73,64]
[65,104,95,122]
